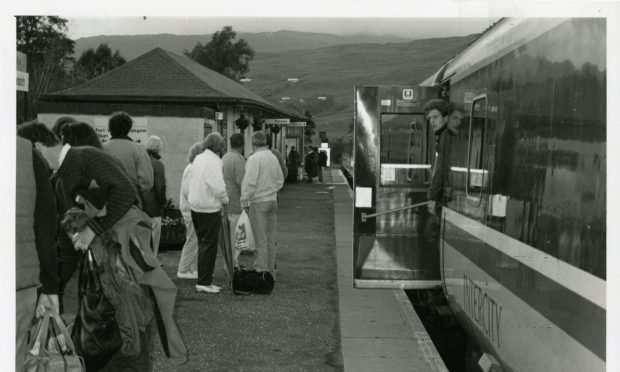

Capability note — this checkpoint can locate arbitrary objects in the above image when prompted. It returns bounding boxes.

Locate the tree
[75,43,126,81]
[184,26,255,80]
[17,16,75,120]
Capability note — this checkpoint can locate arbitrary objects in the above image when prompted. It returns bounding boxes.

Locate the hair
[52,116,77,139]
[108,112,133,137]
[145,135,163,153]
[448,102,463,115]
[187,141,204,163]
[61,122,102,149]
[252,131,267,147]
[202,132,224,153]
[229,133,244,148]
[423,99,450,116]
[17,120,60,147]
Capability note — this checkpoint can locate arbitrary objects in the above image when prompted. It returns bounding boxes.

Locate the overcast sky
[66,17,499,40]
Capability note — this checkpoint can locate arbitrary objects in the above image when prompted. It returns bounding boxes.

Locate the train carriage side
[437,18,606,371]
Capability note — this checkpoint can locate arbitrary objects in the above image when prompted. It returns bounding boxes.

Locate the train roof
[420,18,571,86]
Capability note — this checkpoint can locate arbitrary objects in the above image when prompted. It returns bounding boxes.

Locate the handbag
[71,248,123,371]
[23,309,85,372]
[234,210,256,252]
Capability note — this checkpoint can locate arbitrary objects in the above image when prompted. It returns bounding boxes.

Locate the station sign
[94,117,148,144]
[17,51,28,92]
[263,118,290,125]
[289,121,306,127]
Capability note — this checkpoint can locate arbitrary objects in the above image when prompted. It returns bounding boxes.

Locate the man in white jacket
[241,131,284,280]
[188,133,229,294]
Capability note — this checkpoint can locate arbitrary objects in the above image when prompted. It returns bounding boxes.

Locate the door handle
[361,201,430,222]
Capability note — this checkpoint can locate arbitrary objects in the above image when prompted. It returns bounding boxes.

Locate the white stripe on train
[443,208,605,310]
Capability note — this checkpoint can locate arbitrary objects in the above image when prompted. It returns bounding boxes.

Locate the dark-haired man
[423,99,451,215]
[103,112,153,209]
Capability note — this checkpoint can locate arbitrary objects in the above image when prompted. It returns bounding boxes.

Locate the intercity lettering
[463,274,502,349]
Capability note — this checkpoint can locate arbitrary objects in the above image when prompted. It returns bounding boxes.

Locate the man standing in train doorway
[423,99,452,242]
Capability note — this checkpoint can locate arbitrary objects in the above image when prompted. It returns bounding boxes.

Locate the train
[345,18,606,372]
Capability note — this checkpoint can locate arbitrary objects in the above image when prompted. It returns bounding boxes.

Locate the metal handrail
[361,201,430,222]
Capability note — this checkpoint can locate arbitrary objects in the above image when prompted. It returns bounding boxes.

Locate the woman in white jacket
[187,133,229,294]
[176,141,204,279]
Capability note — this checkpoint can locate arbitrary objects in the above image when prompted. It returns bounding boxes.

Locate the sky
[65,17,500,40]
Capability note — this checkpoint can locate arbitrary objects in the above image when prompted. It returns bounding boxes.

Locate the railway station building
[37,47,304,206]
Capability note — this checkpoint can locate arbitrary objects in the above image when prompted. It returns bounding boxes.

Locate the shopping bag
[24,309,85,372]
[71,248,122,371]
[234,210,255,252]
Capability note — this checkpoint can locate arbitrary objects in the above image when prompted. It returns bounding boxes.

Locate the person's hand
[428,201,436,215]
[72,226,95,251]
[36,294,59,317]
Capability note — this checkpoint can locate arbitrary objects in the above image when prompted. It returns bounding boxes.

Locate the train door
[353,85,441,288]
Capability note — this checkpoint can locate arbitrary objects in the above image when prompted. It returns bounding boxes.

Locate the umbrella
[218,213,234,287]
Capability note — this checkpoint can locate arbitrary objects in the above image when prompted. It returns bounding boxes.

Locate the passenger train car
[348,18,605,371]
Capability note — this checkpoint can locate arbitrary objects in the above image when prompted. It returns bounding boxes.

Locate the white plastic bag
[234,210,255,252]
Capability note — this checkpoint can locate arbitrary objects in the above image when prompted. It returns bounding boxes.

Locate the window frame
[465,94,488,204]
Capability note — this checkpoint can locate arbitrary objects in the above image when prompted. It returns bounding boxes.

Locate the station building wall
[37,113,203,208]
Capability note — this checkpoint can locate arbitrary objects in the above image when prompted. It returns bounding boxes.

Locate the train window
[379,113,430,186]
[466,96,488,201]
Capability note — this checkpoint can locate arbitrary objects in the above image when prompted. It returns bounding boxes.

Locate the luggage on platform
[232,266,274,295]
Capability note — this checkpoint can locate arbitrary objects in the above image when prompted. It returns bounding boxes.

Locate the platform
[330,169,448,372]
[150,167,448,371]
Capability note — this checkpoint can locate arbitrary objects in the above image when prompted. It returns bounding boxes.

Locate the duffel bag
[233,267,274,295]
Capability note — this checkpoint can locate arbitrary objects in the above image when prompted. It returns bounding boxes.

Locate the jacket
[16,137,59,293]
[222,149,246,214]
[428,127,452,206]
[188,149,229,213]
[142,150,167,217]
[241,147,284,207]
[104,137,154,200]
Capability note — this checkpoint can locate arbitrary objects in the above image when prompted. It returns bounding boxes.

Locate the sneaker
[177,271,198,279]
[196,284,220,293]
[210,284,222,290]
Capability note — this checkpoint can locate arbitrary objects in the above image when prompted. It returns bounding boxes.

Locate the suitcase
[232,267,274,295]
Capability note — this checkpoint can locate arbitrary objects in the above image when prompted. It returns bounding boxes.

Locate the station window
[467,96,488,201]
[379,113,429,186]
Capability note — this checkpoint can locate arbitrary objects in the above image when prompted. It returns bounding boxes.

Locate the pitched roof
[43,47,304,119]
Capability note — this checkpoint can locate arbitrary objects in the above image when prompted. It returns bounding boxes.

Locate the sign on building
[263,118,290,125]
[94,117,148,144]
[17,51,28,92]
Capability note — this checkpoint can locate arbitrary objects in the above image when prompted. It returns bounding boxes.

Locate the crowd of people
[15,113,184,372]
[15,112,298,370]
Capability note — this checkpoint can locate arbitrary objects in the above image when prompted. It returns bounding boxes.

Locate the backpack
[232,267,275,295]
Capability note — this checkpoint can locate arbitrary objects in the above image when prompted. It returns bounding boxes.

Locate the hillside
[73,32,476,142]
[245,35,477,140]
[74,30,411,60]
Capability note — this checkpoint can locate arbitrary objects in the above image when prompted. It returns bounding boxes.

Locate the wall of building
[38,113,203,208]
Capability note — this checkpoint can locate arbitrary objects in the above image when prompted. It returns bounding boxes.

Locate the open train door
[353,86,441,288]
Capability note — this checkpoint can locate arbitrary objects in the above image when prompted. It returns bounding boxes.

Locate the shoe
[196,284,220,293]
[177,271,198,279]
[210,284,222,290]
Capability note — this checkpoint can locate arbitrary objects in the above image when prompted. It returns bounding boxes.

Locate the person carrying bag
[24,308,85,372]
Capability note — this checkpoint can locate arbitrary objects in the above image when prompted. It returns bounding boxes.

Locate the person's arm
[136,148,154,196]
[274,158,284,190]
[85,150,137,235]
[32,148,59,295]
[235,157,246,189]
[154,161,167,207]
[240,157,258,208]
[204,157,229,205]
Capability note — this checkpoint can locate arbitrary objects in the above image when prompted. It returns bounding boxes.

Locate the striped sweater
[55,146,139,235]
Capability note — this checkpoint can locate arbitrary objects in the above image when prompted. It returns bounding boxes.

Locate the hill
[245,35,477,140]
[73,32,476,142]
[74,30,412,60]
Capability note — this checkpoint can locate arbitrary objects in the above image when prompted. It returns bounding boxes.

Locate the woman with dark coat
[143,135,167,256]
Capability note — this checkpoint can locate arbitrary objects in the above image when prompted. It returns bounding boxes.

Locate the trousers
[248,201,278,275]
[191,210,221,286]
